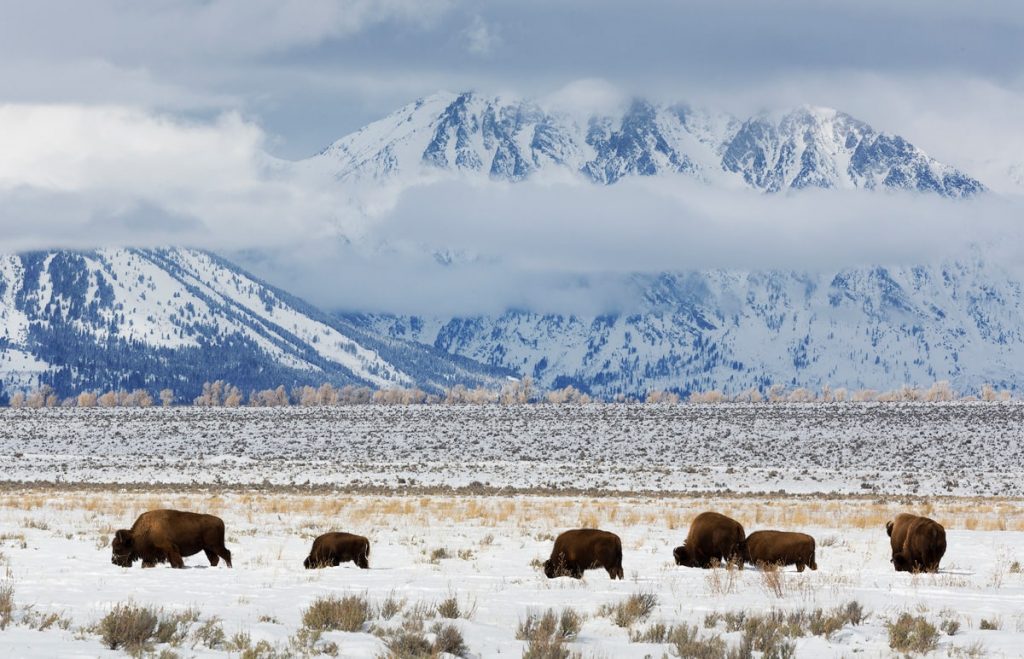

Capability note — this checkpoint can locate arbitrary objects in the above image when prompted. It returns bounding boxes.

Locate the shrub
[154,608,199,645]
[432,622,468,657]
[429,547,452,563]
[887,613,939,654]
[98,603,159,654]
[517,609,581,642]
[0,583,13,630]
[668,624,728,659]
[979,618,1001,630]
[940,618,961,636]
[630,622,670,643]
[378,593,406,621]
[381,629,433,658]
[302,594,371,633]
[436,596,461,619]
[599,592,658,627]
[759,565,785,598]
[192,617,226,649]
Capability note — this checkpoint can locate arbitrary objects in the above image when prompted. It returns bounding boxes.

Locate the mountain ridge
[308,91,984,197]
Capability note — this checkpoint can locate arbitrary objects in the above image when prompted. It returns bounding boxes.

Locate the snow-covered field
[1,402,1023,496]
[0,490,1022,657]
[1,403,1023,656]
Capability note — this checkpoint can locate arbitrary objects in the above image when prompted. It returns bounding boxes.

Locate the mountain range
[0,92,1014,401]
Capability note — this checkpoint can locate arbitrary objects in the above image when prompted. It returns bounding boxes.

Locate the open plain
[0,403,1022,657]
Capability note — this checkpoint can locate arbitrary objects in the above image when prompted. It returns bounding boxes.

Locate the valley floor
[0,403,1022,656]
[1,402,1023,496]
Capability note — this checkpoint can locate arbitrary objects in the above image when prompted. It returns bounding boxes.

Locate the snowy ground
[0,490,1022,657]
[1,404,1023,656]
[1,402,1023,496]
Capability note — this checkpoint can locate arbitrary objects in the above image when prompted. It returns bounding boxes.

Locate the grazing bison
[886,513,946,573]
[742,530,817,572]
[543,529,623,580]
[111,509,232,569]
[304,532,370,569]
[673,512,745,568]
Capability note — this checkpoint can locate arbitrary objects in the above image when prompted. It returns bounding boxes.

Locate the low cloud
[250,176,1023,315]
[1,102,1022,317]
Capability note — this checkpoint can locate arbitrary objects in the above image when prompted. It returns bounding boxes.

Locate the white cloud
[1,98,1022,316]
[463,15,499,55]
[0,104,363,252]
[237,176,1024,315]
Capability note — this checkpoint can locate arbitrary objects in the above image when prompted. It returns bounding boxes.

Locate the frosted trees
[77,392,98,408]
[645,390,680,404]
[159,389,175,407]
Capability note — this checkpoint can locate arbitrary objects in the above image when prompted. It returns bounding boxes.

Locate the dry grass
[598,592,658,628]
[0,582,13,629]
[2,487,1024,533]
[97,602,160,655]
[887,613,940,654]
[301,594,371,633]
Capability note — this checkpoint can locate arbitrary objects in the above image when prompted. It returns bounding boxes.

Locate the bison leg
[204,548,220,566]
[356,553,369,569]
[141,560,156,568]
[218,547,232,568]
[607,565,624,580]
[796,563,805,573]
[166,547,186,569]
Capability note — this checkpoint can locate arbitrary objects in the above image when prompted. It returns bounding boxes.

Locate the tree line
[3,378,1015,408]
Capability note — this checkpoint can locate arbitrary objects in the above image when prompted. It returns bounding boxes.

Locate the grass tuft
[302,594,371,633]
[887,613,939,654]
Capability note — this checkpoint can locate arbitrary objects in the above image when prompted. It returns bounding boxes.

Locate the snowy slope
[350,257,1024,398]
[307,92,983,196]
[0,248,508,399]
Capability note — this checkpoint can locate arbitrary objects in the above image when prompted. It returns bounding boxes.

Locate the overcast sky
[1,0,1023,312]
[2,0,1022,158]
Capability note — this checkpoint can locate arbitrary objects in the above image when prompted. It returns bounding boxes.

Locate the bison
[886,513,946,573]
[111,509,232,569]
[742,530,817,572]
[673,512,745,568]
[543,529,623,580]
[304,532,370,569]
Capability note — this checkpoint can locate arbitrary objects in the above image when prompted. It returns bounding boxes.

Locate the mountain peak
[309,92,983,197]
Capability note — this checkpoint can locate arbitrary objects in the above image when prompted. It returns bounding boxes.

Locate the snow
[306,89,979,196]
[0,247,425,393]
[0,489,1022,657]
[367,257,1024,399]
[1,403,1022,497]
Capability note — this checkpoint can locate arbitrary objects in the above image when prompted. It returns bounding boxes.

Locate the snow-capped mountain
[346,256,1024,398]
[0,93,1006,401]
[0,248,508,400]
[309,91,983,197]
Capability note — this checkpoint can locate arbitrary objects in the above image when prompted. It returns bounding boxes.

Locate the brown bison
[742,530,817,571]
[111,509,232,569]
[886,513,946,573]
[543,529,623,579]
[304,532,370,569]
[673,512,745,568]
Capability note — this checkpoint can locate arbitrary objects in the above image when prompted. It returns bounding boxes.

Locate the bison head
[673,544,693,567]
[891,552,912,572]
[303,556,314,569]
[111,529,135,567]
[542,559,556,578]
[885,521,894,537]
